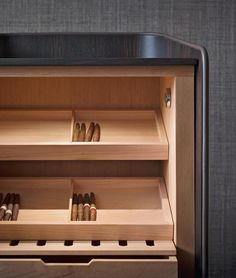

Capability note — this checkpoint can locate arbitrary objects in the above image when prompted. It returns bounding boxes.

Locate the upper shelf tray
[0,109,168,160]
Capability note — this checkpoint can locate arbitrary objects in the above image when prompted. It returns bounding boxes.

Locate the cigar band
[90,205,96,211]
[84,203,90,208]
[5,210,12,215]
[0,205,7,210]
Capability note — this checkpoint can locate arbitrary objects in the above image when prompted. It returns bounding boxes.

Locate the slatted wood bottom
[0,240,176,256]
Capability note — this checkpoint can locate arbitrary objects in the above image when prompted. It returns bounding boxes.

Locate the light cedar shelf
[0,177,173,241]
[0,109,168,160]
[0,240,176,256]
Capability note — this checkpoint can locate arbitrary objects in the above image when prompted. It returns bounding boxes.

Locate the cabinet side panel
[176,76,195,276]
[160,75,194,276]
[160,77,176,239]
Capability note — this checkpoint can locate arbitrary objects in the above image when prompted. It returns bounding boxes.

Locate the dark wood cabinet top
[0,33,202,65]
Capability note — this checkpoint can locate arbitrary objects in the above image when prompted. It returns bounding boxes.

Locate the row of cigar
[71,192,97,221]
[73,122,101,142]
[0,193,20,221]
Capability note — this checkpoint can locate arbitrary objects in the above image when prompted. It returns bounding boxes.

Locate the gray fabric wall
[0,1,235,277]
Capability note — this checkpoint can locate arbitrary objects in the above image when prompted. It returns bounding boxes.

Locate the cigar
[0,193,10,220]
[71,193,78,221]
[78,123,86,142]
[85,122,95,142]
[12,194,20,221]
[4,193,15,221]
[77,194,84,221]
[83,193,90,221]
[90,192,97,221]
[92,124,101,142]
[73,122,80,142]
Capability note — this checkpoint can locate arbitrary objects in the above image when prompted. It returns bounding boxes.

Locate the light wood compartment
[0,177,173,241]
[0,109,168,160]
[0,179,71,223]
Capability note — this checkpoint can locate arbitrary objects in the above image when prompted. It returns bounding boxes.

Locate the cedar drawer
[0,257,177,278]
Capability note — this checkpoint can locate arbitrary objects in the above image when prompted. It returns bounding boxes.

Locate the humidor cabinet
[0,33,208,278]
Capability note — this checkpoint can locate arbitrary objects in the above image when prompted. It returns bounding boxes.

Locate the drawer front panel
[0,257,177,278]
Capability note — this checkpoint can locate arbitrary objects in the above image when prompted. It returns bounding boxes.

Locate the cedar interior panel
[159,77,177,241]
[0,77,160,109]
[160,76,195,276]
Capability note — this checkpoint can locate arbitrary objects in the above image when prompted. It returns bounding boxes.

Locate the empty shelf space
[0,110,72,144]
[0,178,173,241]
[0,240,176,256]
[0,109,168,160]
[16,210,69,222]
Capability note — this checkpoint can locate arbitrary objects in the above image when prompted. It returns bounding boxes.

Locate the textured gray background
[0,1,235,277]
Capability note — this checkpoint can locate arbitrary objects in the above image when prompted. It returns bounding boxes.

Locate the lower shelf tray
[0,177,173,241]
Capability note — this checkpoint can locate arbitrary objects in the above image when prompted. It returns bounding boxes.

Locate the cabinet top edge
[0,32,203,65]
[0,65,194,77]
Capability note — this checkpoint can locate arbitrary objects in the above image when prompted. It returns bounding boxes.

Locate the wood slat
[0,240,176,256]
